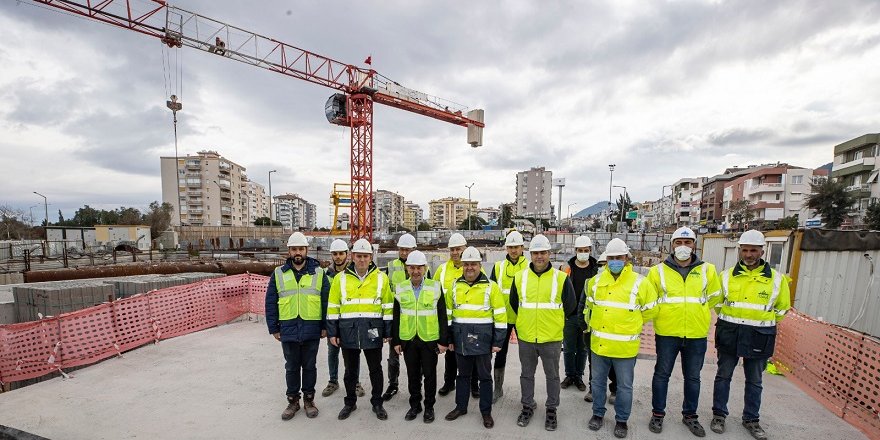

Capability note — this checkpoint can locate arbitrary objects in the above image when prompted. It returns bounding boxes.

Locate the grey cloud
[707,128,775,146]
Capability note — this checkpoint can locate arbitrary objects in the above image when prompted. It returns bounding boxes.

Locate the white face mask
[576,253,590,262]
[674,245,693,261]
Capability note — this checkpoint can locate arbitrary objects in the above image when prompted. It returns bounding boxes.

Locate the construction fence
[0,274,877,437]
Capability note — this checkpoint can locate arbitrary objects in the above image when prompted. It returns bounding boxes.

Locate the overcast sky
[2,0,879,226]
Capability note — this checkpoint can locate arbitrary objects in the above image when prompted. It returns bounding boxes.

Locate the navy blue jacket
[265,257,330,342]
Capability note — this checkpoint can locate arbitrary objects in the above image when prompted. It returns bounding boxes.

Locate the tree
[865,202,880,230]
[417,221,432,231]
[590,218,601,231]
[728,200,755,231]
[143,201,173,239]
[0,205,35,239]
[254,216,282,226]
[458,215,487,230]
[117,207,142,225]
[806,179,857,229]
[499,204,514,229]
[613,193,634,226]
[777,215,799,230]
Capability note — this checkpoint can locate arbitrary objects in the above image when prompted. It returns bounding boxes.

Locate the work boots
[303,394,319,418]
[492,368,505,403]
[281,396,300,421]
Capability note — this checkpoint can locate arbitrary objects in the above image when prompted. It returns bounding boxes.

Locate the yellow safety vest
[584,265,659,358]
[447,278,507,329]
[717,263,790,328]
[395,279,442,341]
[494,256,529,324]
[434,260,463,294]
[648,262,722,338]
[387,258,407,290]
[274,266,324,321]
[327,266,393,322]
[513,267,567,343]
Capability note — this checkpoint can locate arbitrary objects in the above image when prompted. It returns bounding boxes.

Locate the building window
[791,175,803,185]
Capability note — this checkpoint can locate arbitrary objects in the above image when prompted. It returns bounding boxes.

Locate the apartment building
[428,197,478,229]
[274,193,316,230]
[160,150,249,226]
[516,167,554,220]
[831,134,880,222]
[373,190,405,233]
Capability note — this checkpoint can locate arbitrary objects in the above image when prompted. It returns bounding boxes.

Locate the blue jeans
[562,319,588,378]
[712,350,766,421]
[590,352,636,422]
[328,338,359,382]
[651,335,707,417]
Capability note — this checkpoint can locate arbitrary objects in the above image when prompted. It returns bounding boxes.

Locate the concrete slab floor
[0,320,866,440]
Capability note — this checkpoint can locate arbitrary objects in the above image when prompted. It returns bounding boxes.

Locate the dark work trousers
[281,339,320,399]
[387,343,400,387]
[494,324,515,369]
[342,347,384,407]
[402,338,439,410]
[444,350,479,391]
[455,352,493,415]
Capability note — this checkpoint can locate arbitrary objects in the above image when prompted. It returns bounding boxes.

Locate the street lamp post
[268,170,277,224]
[33,192,48,231]
[614,185,628,224]
[608,164,616,231]
[567,202,578,222]
[465,182,475,230]
[166,95,183,226]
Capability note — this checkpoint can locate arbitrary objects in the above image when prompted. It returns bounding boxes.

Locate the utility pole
[465,182,475,230]
[33,192,48,233]
[166,95,183,226]
[608,164,616,231]
[268,170,277,225]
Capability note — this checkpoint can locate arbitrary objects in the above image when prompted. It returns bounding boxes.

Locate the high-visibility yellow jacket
[433,260,464,294]
[446,273,507,356]
[512,266,571,343]
[387,258,408,289]
[393,279,446,343]
[584,265,659,358]
[717,262,790,328]
[647,258,722,338]
[491,255,529,324]
[327,263,393,350]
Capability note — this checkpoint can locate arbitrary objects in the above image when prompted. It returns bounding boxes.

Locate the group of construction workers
[265,227,789,439]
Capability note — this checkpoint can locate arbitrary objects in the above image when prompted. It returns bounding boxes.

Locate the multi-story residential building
[671,177,707,227]
[160,150,249,227]
[476,207,500,224]
[831,134,880,222]
[402,201,424,231]
[242,179,269,225]
[720,164,828,229]
[274,193,316,230]
[373,190,405,233]
[699,167,758,231]
[637,200,657,230]
[428,197,478,229]
[516,167,554,220]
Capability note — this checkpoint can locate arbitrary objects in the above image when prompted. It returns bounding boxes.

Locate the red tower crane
[31,0,485,241]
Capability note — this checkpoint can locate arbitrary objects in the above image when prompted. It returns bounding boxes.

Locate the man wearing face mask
[488,230,528,403]
[577,251,619,403]
[560,236,596,393]
[710,230,790,440]
[265,232,331,421]
[646,227,722,437]
[322,239,364,398]
[584,238,659,439]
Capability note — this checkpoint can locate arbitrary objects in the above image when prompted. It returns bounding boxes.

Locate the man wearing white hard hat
[560,235,597,393]
[487,230,528,403]
[321,239,365,399]
[710,230,790,440]
[266,232,331,421]
[435,232,477,397]
[391,250,449,423]
[508,234,577,431]
[584,238,659,438]
[327,238,394,421]
[382,233,430,401]
[577,249,619,404]
[646,227,722,437]
[443,246,507,429]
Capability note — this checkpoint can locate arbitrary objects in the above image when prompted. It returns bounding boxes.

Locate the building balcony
[188,199,203,205]
[752,201,784,210]
[186,180,202,188]
[187,190,202,197]
[185,161,201,170]
[744,182,783,196]
[832,156,876,177]
[219,162,232,172]
[188,208,204,215]
[217,180,231,189]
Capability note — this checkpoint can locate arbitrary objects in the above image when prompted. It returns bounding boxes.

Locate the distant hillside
[573,201,610,218]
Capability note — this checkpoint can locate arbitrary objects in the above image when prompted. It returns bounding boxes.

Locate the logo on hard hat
[681,231,690,236]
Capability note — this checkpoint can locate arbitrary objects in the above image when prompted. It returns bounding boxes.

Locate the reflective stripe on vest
[592,329,641,342]
[396,281,441,341]
[588,274,646,311]
[719,268,784,327]
[450,282,493,324]
[657,263,708,305]
[498,260,509,293]
[519,267,562,309]
[452,282,491,310]
[340,270,383,305]
[274,266,324,320]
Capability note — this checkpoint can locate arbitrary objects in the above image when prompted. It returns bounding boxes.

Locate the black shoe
[438,384,455,396]
[588,415,604,431]
[337,404,356,420]
[404,407,422,421]
[545,409,558,431]
[560,376,574,389]
[575,377,587,392]
[372,405,388,420]
[424,408,435,423]
[471,387,479,398]
[445,408,467,421]
[649,414,664,433]
[382,385,398,401]
[516,406,534,427]
[614,421,628,438]
[683,415,706,437]
[482,413,494,429]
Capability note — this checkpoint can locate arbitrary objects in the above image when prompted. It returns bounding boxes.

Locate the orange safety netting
[1,276,877,438]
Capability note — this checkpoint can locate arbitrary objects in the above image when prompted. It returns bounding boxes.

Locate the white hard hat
[329,239,349,252]
[574,235,593,248]
[598,252,607,263]
[672,227,696,242]
[461,246,482,262]
[604,238,629,257]
[405,250,428,266]
[351,238,373,254]
[529,234,552,252]
[504,230,525,247]
[286,232,309,247]
[738,229,766,246]
[448,233,467,248]
[397,233,416,249]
